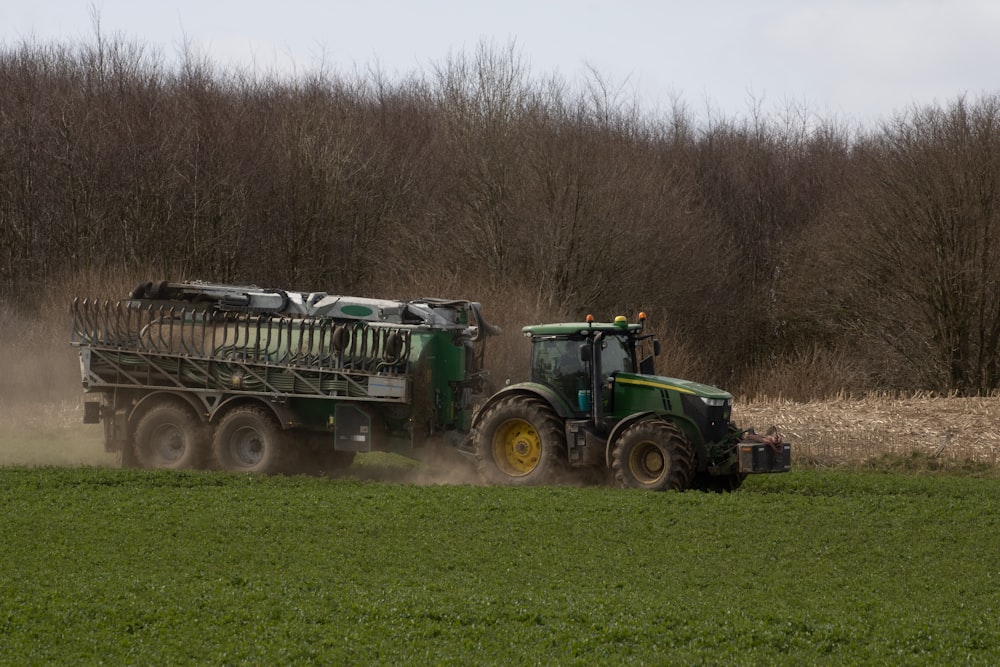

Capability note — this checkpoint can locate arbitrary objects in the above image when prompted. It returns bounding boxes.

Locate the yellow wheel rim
[629,441,666,484]
[492,418,541,476]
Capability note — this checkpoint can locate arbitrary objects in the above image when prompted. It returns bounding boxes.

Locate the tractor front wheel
[473,395,564,485]
[611,419,695,491]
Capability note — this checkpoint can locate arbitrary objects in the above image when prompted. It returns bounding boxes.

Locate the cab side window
[532,339,589,405]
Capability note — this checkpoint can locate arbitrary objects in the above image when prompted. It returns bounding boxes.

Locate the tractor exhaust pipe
[591,331,604,428]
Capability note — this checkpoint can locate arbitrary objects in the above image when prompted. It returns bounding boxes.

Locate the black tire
[133,403,208,470]
[473,395,565,486]
[212,406,292,474]
[611,419,695,491]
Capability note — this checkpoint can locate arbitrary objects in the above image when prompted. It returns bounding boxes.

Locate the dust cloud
[0,401,114,467]
[344,451,485,487]
[0,308,115,467]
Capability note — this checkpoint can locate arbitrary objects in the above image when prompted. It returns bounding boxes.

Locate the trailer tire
[611,419,694,491]
[212,406,292,474]
[473,395,564,485]
[133,403,208,470]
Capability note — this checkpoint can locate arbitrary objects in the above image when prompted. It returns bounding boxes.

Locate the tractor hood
[614,372,733,401]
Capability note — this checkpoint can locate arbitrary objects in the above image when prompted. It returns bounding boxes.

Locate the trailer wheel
[212,406,291,474]
[611,419,694,491]
[473,395,564,485]
[133,403,207,470]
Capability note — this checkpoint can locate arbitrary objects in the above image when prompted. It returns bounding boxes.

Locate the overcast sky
[4,1,999,128]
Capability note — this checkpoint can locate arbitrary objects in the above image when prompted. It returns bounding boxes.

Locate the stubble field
[734,394,1000,470]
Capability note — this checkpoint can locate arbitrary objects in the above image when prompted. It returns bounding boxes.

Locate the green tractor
[470,314,790,491]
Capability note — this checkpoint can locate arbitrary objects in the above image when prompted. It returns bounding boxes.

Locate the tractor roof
[522,320,643,337]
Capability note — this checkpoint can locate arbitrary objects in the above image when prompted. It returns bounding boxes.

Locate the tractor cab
[525,315,651,417]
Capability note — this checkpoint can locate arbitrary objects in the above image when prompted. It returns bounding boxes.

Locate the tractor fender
[604,411,661,468]
[604,411,710,470]
[471,382,576,431]
[209,396,302,430]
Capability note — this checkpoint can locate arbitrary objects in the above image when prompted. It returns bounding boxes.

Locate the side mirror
[578,344,592,363]
[653,339,661,356]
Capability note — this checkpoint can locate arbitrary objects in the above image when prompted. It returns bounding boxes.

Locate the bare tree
[850,95,1000,394]
[430,41,534,281]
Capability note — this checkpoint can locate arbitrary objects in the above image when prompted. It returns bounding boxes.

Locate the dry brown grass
[734,392,1000,468]
[736,344,876,402]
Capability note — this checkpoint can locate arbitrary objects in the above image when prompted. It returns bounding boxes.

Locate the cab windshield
[601,334,634,375]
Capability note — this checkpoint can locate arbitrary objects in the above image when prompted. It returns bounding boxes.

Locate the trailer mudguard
[129,391,207,426]
[210,396,303,430]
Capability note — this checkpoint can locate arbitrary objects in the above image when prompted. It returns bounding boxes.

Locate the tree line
[3,37,1000,397]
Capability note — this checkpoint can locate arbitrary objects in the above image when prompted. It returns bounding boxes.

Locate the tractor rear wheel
[133,403,208,470]
[611,419,695,491]
[473,395,564,485]
[212,406,292,474]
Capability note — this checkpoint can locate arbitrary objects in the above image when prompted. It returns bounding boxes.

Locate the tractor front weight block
[738,440,792,474]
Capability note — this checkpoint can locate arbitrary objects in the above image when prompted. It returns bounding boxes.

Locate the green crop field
[1,467,998,665]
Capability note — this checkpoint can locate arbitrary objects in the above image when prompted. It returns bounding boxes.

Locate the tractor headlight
[700,397,728,407]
